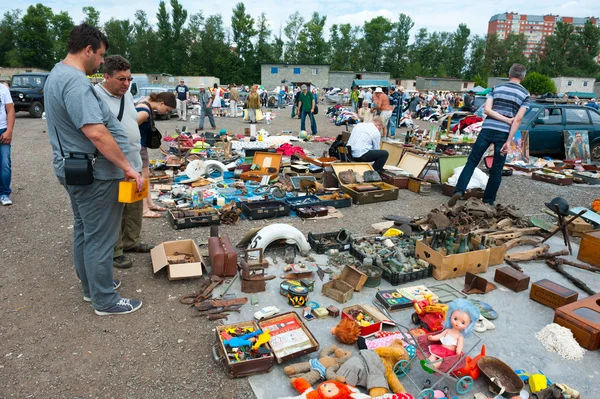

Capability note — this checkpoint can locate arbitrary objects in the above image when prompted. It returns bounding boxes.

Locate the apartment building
[488,13,598,57]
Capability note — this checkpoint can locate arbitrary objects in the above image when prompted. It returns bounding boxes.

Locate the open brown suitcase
[213,320,275,378]
[257,311,319,364]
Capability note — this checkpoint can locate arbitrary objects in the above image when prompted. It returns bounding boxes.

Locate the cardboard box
[415,237,490,281]
[118,180,149,203]
[151,240,205,280]
[473,237,506,266]
[241,152,282,182]
[341,304,383,337]
[331,163,399,205]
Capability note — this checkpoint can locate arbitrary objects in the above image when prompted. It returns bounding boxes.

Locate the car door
[586,108,600,161]
[528,106,564,157]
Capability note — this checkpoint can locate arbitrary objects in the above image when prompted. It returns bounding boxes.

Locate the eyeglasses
[115,77,134,82]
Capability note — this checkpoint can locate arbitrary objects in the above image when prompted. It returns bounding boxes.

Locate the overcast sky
[3,1,598,39]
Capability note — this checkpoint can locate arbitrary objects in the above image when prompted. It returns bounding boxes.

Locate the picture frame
[563,130,591,163]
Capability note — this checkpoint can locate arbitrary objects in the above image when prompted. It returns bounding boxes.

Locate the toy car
[411,294,448,332]
[254,306,280,320]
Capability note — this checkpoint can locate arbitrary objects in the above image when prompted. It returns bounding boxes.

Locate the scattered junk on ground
[134,125,598,399]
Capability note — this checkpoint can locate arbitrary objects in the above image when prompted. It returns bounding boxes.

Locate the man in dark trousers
[45,24,144,315]
[448,64,530,207]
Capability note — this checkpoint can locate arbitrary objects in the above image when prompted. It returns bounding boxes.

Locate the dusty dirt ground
[1,105,598,399]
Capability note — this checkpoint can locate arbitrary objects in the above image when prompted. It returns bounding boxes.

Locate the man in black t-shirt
[174,79,189,121]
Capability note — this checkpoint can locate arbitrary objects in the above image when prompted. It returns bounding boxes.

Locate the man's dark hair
[67,23,109,54]
[103,55,131,76]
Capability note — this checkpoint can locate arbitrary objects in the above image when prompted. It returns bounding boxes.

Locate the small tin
[327,305,340,317]
[313,308,329,319]
[280,280,301,297]
[300,278,315,292]
[288,286,309,308]
[419,181,431,195]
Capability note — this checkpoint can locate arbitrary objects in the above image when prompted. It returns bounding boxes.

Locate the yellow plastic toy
[252,329,271,350]
[529,373,548,393]
[383,228,404,237]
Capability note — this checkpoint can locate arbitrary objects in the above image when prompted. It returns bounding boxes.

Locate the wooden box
[322,279,354,304]
[530,279,579,309]
[257,311,319,363]
[214,320,274,378]
[577,230,600,267]
[494,266,530,292]
[532,172,573,186]
[567,217,593,238]
[331,163,399,205]
[408,177,426,193]
[441,183,483,200]
[380,171,409,189]
[554,294,600,351]
[241,152,282,182]
[340,265,368,292]
[341,304,382,337]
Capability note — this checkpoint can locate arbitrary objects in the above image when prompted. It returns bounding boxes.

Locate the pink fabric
[428,344,456,358]
[276,143,306,156]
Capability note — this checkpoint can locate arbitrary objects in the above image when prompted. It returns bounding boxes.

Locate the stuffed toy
[331,318,362,345]
[337,339,409,397]
[280,377,371,399]
[284,345,352,385]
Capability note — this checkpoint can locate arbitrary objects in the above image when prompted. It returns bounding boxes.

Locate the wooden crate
[554,294,600,351]
[530,279,578,309]
[322,279,354,304]
[340,266,368,292]
[494,266,530,292]
[577,230,600,267]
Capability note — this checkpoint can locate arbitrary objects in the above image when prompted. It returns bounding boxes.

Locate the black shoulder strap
[139,101,155,129]
[117,95,125,122]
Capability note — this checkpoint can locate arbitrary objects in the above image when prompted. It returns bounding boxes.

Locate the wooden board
[397,152,429,178]
[381,142,404,166]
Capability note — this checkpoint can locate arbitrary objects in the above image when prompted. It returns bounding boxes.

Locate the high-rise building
[488,13,598,58]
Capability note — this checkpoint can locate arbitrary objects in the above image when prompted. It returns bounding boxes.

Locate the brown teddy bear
[336,339,409,397]
[284,345,353,386]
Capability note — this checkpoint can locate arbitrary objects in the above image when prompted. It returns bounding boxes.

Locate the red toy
[452,345,486,380]
[284,378,370,399]
[411,294,449,332]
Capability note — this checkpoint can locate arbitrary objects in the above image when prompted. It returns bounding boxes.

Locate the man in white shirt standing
[95,55,154,269]
[0,81,15,205]
[346,116,389,172]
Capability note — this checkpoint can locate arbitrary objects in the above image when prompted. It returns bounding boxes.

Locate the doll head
[443,298,480,336]
[317,380,353,398]
[331,318,361,345]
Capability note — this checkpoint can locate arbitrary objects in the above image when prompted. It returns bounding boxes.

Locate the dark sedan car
[520,102,600,161]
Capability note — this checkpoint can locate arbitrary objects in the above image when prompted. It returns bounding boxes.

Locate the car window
[522,106,542,124]
[538,108,563,125]
[589,110,600,124]
[566,108,591,125]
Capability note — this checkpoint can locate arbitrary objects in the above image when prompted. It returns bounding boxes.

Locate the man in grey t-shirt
[95,55,155,270]
[44,24,143,316]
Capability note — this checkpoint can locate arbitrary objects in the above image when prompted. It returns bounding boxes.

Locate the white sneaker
[0,195,12,206]
[474,315,496,332]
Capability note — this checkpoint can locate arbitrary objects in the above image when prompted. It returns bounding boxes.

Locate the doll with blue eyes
[427,298,480,368]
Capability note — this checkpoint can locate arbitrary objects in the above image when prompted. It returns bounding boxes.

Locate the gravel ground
[1,106,598,398]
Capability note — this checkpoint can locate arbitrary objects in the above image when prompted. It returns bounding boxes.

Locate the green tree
[129,10,158,73]
[473,75,487,88]
[82,6,100,27]
[181,12,206,76]
[522,72,556,95]
[447,24,470,77]
[283,11,304,62]
[254,12,275,82]
[169,0,188,75]
[155,1,172,73]
[465,35,486,79]
[103,18,133,59]
[0,10,22,67]
[383,14,414,78]
[361,16,393,71]
[51,11,74,62]
[329,23,356,71]
[18,4,55,69]
[231,2,256,63]
[296,12,328,65]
